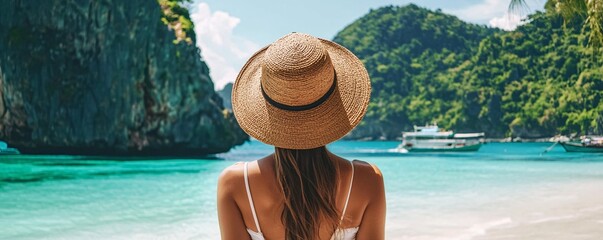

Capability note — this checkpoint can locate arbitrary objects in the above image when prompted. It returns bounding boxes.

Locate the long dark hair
[274,146,340,240]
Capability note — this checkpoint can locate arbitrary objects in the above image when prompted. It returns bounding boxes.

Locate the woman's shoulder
[219,161,246,177]
[217,162,247,194]
[350,160,384,195]
[352,160,383,181]
[349,160,385,207]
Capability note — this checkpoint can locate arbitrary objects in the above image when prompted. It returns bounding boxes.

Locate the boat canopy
[403,125,485,139]
[413,125,439,132]
[583,135,603,140]
[403,131,454,138]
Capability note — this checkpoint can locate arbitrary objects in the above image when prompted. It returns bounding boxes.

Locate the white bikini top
[244,161,359,240]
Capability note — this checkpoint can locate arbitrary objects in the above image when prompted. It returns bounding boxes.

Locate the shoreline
[348,137,567,143]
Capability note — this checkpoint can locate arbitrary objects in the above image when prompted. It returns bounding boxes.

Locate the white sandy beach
[385,179,603,240]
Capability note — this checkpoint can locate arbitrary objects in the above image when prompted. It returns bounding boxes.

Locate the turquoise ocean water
[1,141,603,239]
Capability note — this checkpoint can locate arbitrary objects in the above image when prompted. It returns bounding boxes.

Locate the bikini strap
[244,162,262,233]
[339,160,355,224]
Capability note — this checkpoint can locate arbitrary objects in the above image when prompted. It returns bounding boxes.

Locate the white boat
[399,125,484,152]
[559,136,603,153]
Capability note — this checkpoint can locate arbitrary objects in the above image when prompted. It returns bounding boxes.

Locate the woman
[218,33,386,240]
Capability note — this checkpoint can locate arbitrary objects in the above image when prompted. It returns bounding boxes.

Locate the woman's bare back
[217,152,385,240]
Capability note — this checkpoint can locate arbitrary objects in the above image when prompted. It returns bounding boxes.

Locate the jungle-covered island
[335,3,603,140]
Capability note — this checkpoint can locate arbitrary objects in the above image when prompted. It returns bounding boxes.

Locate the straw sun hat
[232,33,371,149]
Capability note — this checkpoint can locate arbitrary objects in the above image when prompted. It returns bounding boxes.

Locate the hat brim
[232,39,371,149]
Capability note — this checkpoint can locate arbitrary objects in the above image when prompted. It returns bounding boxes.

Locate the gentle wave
[528,214,578,224]
[455,218,513,240]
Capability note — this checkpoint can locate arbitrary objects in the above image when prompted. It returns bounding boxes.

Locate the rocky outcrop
[217,83,233,110]
[0,0,247,155]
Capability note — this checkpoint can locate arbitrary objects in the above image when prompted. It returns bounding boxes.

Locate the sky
[188,0,545,90]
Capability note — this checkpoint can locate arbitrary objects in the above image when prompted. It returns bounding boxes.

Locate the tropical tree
[510,0,602,48]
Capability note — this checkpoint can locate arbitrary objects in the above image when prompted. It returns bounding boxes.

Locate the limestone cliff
[0,0,247,155]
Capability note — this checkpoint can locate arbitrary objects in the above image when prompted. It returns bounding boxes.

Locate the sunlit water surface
[1,141,603,239]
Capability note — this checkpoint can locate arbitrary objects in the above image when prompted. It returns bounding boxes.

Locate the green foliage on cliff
[334,3,603,139]
[158,0,193,44]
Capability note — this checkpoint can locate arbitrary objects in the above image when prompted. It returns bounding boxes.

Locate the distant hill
[217,83,233,109]
[334,2,603,139]
[334,4,499,139]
